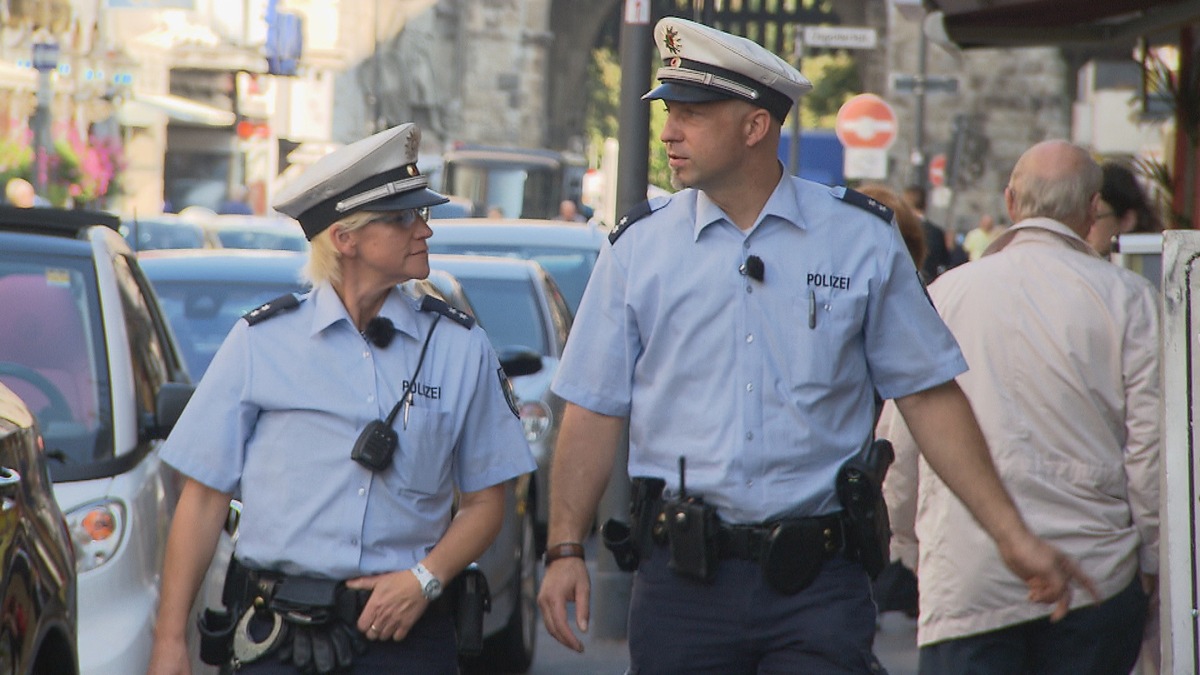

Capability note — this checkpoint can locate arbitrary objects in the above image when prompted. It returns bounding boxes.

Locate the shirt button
[746,285,753,294]
[746,383,753,392]
[746,431,753,440]
[747,479,754,486]
[743,240,751,249]
[362,351,370,359]
[367,394,375,403]
[350,538,358,546]
[358,487,366,496]
[746,334,754,343]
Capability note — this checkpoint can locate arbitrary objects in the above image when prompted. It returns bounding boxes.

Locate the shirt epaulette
[243,293,301,325]
[609,197,667,244]
[837,188,894,224]
[420,295,476,329]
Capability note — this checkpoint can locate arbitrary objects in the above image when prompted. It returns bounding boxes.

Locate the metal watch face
[424,578,443,600]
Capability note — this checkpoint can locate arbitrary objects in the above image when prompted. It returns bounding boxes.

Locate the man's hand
[537,557,591,652]
[998,532,1100,621]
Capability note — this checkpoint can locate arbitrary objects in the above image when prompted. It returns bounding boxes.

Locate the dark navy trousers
[627,543,886,674]
[917,575,1148,675]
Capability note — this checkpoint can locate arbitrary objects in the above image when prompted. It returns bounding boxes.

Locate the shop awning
[918,0,1200,49]
[117,92,235,127]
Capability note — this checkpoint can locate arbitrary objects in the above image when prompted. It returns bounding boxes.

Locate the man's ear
[744,107,772,147]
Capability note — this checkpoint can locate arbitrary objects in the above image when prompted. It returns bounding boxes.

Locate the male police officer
[536,17,1096,674]
[148,123,534,675]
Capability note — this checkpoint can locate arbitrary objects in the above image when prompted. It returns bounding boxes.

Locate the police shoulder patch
[419,295,475,329]
[243,293,301,325]
[609,197,666,244]
[837,188,894,224]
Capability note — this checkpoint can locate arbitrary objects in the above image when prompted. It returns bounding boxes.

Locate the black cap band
[296,164,416,239]
[657,57,794,122]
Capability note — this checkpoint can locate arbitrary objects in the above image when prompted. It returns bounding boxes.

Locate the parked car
[119,212,216,252]
[201,215,309,252]
[0,206,224,674]
[427,254,570,560]
[140,249,541,672]
[427,218,605,313]
[0,382,77,675]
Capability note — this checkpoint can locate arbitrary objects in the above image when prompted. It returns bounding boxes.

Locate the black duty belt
[714,512,845,563]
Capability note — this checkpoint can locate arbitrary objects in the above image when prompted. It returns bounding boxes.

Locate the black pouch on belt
[269,577,355,675]
[761,519,826,595]
[197,607,236,666]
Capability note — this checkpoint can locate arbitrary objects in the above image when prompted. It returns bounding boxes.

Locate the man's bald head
[1005,140,1101,236]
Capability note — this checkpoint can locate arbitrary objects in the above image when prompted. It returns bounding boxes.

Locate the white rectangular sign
[843,147,888,180]
[801,26,877,50]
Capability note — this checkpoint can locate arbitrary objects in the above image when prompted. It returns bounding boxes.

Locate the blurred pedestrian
[557,199,586,222]
[962,213,1004,261]
[879,140,1159,675]
[5,178,37,208]
[538,17,1095,675]
[902,184,950,283]
[1087,161,1163,257]
[147,122,535,675]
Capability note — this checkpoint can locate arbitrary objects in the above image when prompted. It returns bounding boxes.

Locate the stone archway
[545,0,622,150]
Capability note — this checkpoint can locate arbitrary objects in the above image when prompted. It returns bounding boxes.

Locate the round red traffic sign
[835,94,898,150]
[929,153,947,187]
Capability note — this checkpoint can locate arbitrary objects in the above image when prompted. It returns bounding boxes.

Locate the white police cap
[642,17,812,122]
[273,122,449,239]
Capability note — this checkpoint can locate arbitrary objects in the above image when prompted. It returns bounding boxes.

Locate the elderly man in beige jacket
[878,139,1160,674]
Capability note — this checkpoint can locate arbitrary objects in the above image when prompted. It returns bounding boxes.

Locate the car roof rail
[0,206,121,237]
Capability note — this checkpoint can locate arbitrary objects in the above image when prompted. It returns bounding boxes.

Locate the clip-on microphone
[363,317,396,348]
[739,255,765,282]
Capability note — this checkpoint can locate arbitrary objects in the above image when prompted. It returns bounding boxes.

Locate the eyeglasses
[375,207,430,228]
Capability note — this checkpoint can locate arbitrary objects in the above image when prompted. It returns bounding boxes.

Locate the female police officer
[148,122,534,674]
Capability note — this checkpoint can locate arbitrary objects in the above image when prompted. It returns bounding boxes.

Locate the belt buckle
[232,605,285,665]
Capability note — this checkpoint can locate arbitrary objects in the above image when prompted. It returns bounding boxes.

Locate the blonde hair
[302,211,378,285]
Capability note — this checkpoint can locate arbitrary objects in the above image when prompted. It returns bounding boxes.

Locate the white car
[0,207,224,674]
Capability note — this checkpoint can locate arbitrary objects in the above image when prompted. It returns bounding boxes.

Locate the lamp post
[31,38,59,198]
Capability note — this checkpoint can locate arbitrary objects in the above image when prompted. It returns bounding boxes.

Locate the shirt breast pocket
[788,291,867,385]
[394,407,455,495]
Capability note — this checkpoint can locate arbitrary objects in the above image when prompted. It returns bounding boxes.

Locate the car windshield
[122,218,208,251]
[427,244,595,313]
[451,276,547,355]
[152,280,308,378]
[0,255,112,466]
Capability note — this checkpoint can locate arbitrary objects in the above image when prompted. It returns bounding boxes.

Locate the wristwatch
[410,563,443,601]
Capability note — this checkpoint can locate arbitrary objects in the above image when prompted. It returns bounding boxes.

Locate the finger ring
[369,624,378,633]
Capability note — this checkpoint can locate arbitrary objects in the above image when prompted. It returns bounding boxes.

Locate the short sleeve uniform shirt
[553,173,966,523]
[161,283,535,578]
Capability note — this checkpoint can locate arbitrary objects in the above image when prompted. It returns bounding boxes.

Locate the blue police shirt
[161,282,535,578]
[552,173,966,523]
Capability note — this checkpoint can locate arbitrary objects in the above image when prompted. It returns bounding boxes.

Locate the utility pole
[31,36,58,199]
[912,29,928,191]
[592,0,651,640]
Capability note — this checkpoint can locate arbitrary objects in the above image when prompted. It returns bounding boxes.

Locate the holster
[836,439,895,579]
[602,476,666,572]
[450,564,491,657]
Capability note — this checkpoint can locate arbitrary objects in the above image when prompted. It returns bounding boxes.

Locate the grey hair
[1007,143,1102,226]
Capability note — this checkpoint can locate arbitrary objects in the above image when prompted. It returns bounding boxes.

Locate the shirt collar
[308,282,421,340]
[692,166,803,240]
[984,217,1099,258]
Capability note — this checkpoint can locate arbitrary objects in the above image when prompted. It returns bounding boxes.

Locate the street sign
[835,94,898,150]
[892,74,959,95]
[929,153,947,188]
[800,26,877,50]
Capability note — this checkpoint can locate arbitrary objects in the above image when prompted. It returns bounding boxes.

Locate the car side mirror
[147,382,195,439]
[498,346,543,378]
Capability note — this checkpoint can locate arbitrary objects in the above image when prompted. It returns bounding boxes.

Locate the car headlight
[65,499,126,573]
[518,400,552,443]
